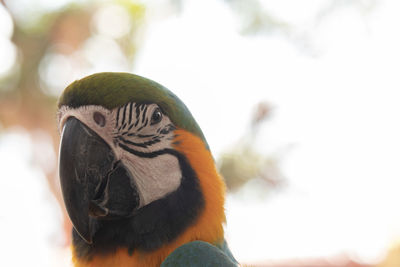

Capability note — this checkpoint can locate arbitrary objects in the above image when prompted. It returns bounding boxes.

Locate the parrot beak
[59,117,140,244]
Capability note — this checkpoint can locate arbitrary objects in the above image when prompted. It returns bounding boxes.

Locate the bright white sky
[1,0,400,265]
[136,0,400,264]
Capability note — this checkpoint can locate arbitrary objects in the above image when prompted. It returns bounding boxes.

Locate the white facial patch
[58,103,182,208]
[121,154,181,207]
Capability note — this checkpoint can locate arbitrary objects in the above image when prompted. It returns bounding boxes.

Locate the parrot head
[57,72,226,264]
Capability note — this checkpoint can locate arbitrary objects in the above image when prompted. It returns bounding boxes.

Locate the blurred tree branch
[218,102,287,194]
[222,0,378,55]
[0,1,145,246]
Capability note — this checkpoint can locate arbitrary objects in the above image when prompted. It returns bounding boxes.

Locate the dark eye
[150,108,163,125]
[93,112,106,127]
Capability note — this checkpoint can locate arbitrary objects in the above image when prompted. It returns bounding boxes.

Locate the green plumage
[161,241,237,267]
[58,72,206,144]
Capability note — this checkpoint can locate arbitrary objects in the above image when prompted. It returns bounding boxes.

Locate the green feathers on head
[58,72,207,144]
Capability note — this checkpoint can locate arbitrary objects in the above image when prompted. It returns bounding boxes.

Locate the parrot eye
[150,108,162,125]
[93,112,106,127]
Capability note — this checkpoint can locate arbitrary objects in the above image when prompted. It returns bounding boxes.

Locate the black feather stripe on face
[117,136,161,148]
[72,148,205,260]
[112,102,174,150]
[128,102,133,124]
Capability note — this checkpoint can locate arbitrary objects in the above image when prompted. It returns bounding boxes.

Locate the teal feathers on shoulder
[161,241,238,267]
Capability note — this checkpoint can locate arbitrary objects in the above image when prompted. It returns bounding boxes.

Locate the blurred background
[1,0,400,266]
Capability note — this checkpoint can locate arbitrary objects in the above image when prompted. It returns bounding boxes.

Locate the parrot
[57,72,238,267]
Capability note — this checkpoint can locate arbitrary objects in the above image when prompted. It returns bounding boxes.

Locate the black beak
[59,117,140,244]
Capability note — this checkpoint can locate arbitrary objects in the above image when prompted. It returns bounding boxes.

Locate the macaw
[57,72,237,267]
